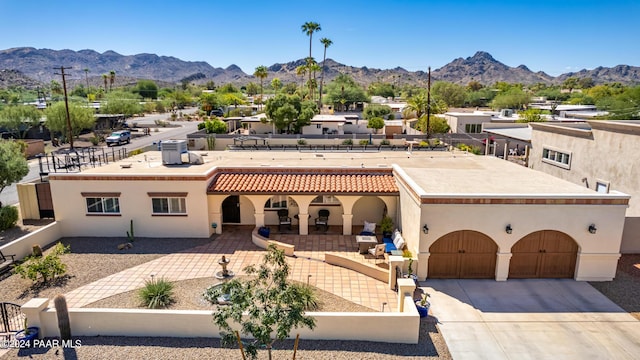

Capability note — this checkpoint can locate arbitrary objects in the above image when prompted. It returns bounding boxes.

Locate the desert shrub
[13,242,70,283]
[138,277,174,309]
[380,139,390,145]
[0,205,19,230]
[456,143,482,155]
[289,282,319,310]
[359,139,369,145]
[297,139,307,145]
[342,139,353,145]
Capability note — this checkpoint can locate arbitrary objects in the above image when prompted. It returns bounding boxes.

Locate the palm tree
[271,78,282,95]
[102,74,108,92]
[307,60,321,101]
[253,65,268,110]
[109,70,116,91]
[295,65,307,96]
[404,93,429,119]
[301,21,321,100]
[318,37,333,109]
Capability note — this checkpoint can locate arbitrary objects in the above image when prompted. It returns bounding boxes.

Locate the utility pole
[426,66,431,140]
[54,66,74,149]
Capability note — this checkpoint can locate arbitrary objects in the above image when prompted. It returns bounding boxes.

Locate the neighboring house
[30,149,628,282]
[301,114,368,135]
[239,113,271,134]
[529,120,640,253]
[444,112,494,134]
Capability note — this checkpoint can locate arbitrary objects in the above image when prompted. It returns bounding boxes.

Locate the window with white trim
[86,197,120,214]
[264,195,288,209]
[542,147,571,169]
[311,195,340,205]
[152,197,186,214]
[464,123,482,133]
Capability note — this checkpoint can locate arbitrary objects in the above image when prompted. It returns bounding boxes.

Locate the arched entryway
[509,230,578,279]
[352,196,387,228]
[428,230,498,279]
[222,195,240,223]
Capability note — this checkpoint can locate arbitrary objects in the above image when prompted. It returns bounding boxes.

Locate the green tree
[45,101,95,140]
[295,65,307,95]
[200,118,227,134]
[403,93,429,119]
[367,82,395,98]
[265,94,316,133]
[363,104,392,120]
[199,92,223,114]
[218,83,240,94]
[562,77,579,92]
[0,140,29,203]
[366,117,385,132]
[253,65,268,109]
[0,105,41,138]
[102,91,143,116]
[432,81,466,107]
[517,109,546,123]
[109,70,116,91]
[133,80,159,100]
[245,82,259,96]
[466,80,483,92]
[102,74,108,92]
[416,115,450,134]
[208,244,316,360]
[318,37,332,107]
[490,88,530,110]
[323,74,369,111]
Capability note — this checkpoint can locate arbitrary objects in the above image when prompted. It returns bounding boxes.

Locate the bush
[290,282,319,310]
[380,139,390,146]
[342,139,353,145]
[138,277,174,309]
[0,205,19,230]
[359,139,369,145]
[13,242,70,283]
[456,143,483,155]
[297,139,307,145]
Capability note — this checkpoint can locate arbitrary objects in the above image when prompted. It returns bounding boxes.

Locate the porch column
[254,211,265,228]
[495,252,512,281]
[503,140,510,160]
[342,214,353,235]
[485,134,490,155]
[298,212,309,235]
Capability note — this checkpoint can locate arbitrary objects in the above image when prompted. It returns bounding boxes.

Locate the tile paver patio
[64,226,398,312]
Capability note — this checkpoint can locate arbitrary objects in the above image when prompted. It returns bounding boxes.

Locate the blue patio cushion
[360,231,375,236]
[384,242,397,253]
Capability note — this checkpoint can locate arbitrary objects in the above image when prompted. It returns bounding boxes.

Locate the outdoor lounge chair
[0,250,16,276]
[315,209,330,232]
[368,243,386,264]
[278,209,292,232]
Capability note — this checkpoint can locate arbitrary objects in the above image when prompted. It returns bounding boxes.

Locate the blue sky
[0,0,638,76]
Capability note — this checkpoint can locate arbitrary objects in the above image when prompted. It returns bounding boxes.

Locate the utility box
[161,140,188,165]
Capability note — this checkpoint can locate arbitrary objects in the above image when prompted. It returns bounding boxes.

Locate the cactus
[32,244,43,257]
[207,135,216,150]
[53,294,71,340]
[126,219,135,242]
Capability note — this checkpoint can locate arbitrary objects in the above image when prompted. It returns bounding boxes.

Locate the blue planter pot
[415,302,430,318]
[15,327,39,347]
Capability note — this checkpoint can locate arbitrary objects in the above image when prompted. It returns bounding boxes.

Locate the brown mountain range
[0,48,638,89]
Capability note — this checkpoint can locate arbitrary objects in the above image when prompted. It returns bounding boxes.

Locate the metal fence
[37,147,129,178]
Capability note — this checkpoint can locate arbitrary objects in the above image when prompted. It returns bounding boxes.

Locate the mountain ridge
[1,47,638,89]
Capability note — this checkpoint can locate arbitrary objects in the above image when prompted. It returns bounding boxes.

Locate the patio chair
[278,209,292,232]
[368,243,386,264]
[315,209,330,232]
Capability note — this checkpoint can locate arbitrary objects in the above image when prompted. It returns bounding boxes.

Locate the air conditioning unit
[161,140,187,165]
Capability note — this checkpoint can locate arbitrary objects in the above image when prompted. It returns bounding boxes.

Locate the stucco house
[39,148,628,282]
[529,120,640,253]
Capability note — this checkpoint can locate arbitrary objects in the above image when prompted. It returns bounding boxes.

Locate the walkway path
[63,227,398,311]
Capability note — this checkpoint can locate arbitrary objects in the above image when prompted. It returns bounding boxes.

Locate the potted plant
[380,215,393,238]
[15,317,39,347]
[415,293,430,318]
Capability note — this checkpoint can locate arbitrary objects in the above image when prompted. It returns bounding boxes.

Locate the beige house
[39,149,628,282]
[529,120,640,253]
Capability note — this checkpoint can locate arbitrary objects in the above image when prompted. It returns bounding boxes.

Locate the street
[0,109,200,206]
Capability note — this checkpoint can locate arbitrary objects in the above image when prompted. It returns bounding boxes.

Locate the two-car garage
[427,230,578,279]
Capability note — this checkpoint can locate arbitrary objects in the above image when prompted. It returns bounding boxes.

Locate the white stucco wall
[352,196,387,226]
[530,121,640,252]
[50,178,211,238]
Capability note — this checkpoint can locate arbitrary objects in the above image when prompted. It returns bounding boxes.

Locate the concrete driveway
[424,279,640,359]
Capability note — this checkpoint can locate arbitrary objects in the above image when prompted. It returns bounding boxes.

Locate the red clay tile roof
[208,169,398,194]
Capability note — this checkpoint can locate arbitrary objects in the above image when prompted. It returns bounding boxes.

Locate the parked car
[106,130,131,146]
[210,108,224,117]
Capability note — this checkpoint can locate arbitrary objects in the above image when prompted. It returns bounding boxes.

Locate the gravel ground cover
[589,254,640,320]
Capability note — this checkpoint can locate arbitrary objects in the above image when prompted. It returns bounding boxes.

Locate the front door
[222,195,240,223]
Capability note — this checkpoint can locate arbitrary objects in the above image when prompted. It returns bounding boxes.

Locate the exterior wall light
[588,224,597,234]
[505,224,513,234]
[422,224,429,234]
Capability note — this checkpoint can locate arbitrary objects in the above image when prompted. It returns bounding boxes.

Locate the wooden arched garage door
[428,231,498,279]
[509,230,578,279]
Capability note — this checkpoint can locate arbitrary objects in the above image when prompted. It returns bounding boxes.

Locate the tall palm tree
[253,65,268,110]
[295,65,307,96]
[271,78,282,95]
[102,74,108,92]
[318,37,333,109]
[307,60,321,101]
[109,70,116,91]
[301,21,321,100]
